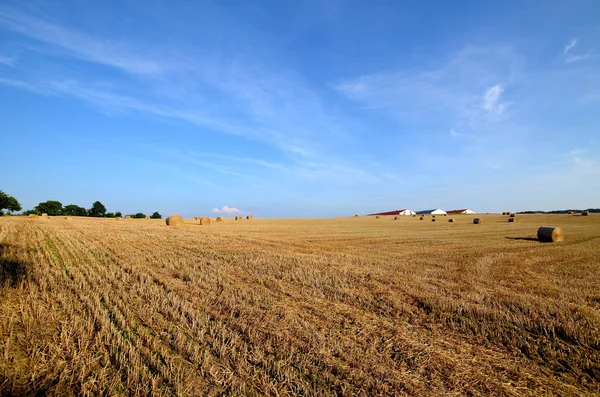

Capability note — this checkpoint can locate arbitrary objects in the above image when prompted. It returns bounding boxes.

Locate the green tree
[150,212,162,219]
[115,211,122,218]
[132,213,146,219]
[63,204,87,217]
[88,201,107,217]
[0,190,22,214]
[35,200,63,216]
[105,212,116,218]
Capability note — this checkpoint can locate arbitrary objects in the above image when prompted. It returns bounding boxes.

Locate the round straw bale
[125,215,131,219]
[394,216,399,220]
[166,214,184,226]
[354,214,359,217]
[537,226,565,242]
[246,215,253,220]
[200,217,211,225]
[432,215,436,218]
[431,218,436,222]
[509,213,515,218]
[116,217,122,221]
[508,217,515,223]
[473,218,483,224]
[28,214,37,219]
[375,215,380,219]
[582,211,589,216]
[448,218,454,223]
[420,216,424,220]
[235,215,242,220]
[412,214,416,217]
[41,213,48,217]
[216,216,223,222]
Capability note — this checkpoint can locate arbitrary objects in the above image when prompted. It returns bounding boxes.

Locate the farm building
[416,209,447,215]
[447,209,476,215]
[369,209,416,216]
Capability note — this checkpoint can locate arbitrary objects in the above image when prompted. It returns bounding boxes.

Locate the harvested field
[1,214,599,395]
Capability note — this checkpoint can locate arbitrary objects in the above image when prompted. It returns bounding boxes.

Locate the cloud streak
[482,84,506,115]
[562,38,593,64]
[212,206,241,214]
[0,8,164,76]
[563,39,577,55]
[333,46,520,128]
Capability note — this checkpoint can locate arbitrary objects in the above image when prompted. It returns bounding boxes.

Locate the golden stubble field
[0,214,599,396]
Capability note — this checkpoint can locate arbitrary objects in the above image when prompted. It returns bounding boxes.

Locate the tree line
[0,190,161,219]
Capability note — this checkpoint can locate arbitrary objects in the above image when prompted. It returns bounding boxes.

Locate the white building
[398,209,416,216]
[430,209,447,215]
[447,209,476,215]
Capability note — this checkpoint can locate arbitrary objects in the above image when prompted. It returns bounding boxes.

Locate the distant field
[1,214,599,396]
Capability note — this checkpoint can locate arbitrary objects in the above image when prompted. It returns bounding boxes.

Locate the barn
[447,209,476,215]
[431,209,447,215]
[369,209,416,216]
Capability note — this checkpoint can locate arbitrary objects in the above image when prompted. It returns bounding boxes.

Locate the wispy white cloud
[0,8,164,76]
[0,77,54,95]
[450,128,463,137]
[0,6,360,173]
[0,56,15,66]
[212,206,241,213]
[562,38,593,64]
[563,39,577,55]
[333,46,520,127]
[568,149,595,169]
[482,84,506,115]
[565,51,593,64]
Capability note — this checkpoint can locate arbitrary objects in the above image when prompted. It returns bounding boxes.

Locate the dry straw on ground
[537,226,565,242]
[473,218,483,224]
[145,216,150,220]
[200,217,211,225]
[116,217,121,221]
[216,216,223,222]
[165,214,184,226]
[1,214,598,395]
[28,214,37,219]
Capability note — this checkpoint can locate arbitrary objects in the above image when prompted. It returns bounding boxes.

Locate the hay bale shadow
[505,236,539,242]
[0,244,31,287]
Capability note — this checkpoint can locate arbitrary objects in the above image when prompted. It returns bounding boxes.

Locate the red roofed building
[369,209,416,216]
[446,209,476,215]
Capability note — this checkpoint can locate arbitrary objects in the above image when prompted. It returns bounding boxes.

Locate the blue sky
[1,0,599,217]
